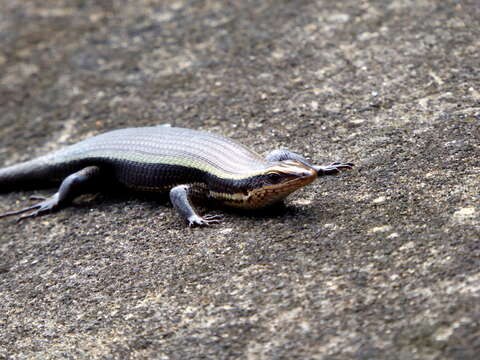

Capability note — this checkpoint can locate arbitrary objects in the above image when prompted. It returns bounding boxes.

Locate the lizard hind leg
[0,166,101,222]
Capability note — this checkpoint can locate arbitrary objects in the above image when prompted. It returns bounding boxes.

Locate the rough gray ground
[0,0,479,359]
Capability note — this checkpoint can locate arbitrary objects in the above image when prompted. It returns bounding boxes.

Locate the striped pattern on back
[48,127,269,179]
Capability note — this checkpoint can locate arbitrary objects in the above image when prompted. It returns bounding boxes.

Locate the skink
[0,125,353,226]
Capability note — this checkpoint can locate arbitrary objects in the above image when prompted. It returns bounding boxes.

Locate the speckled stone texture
[0,1,479,359]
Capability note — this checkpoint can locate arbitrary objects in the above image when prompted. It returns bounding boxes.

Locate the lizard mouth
[280,165,318,186]
[240,167,318,209]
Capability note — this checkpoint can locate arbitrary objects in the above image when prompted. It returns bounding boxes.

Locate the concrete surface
[0,0,479,359]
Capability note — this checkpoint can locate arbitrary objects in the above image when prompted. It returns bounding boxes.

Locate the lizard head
[220,160,318,209]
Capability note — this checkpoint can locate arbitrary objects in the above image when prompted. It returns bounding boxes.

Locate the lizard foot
[187,214,223,227]
[314,162,354,175]
[0,193,60,222]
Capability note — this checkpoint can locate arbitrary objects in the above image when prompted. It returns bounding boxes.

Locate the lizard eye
[267,172,282,184]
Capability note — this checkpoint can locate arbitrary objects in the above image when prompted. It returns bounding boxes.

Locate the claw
[29,195,48,201]
[203,214,224,221]
[17,209,44,222]
[0,205,40,220]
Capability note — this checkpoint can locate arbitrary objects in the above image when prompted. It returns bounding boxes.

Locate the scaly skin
[0,126,354,226]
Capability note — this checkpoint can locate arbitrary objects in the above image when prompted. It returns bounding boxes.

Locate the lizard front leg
[169,185,223,227]
[265,149,354,176]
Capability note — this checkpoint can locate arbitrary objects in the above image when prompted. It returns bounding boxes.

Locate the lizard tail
[0,156,59,192]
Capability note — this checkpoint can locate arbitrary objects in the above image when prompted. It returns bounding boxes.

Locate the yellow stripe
[209,191,250,202]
